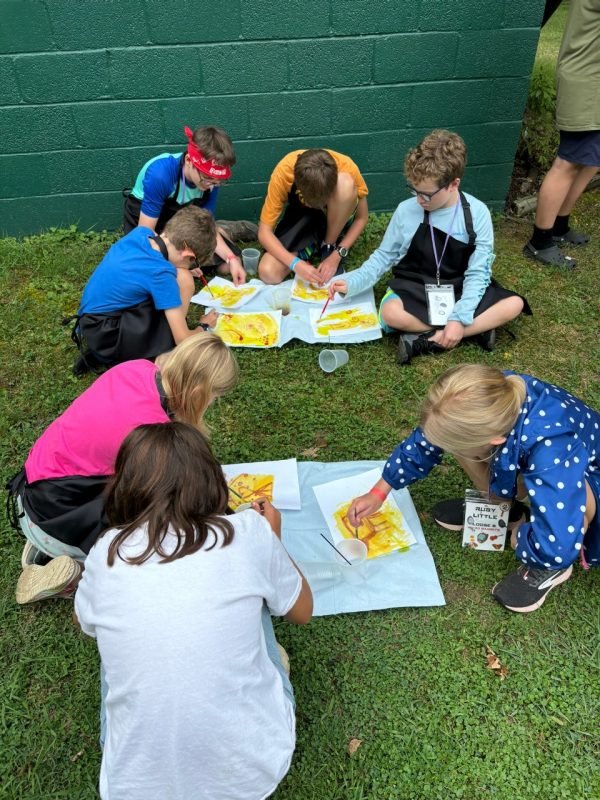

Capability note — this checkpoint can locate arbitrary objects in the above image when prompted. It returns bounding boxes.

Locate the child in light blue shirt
[330,130,531,364]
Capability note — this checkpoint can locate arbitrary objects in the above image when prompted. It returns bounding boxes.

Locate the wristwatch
[335,245,349,258]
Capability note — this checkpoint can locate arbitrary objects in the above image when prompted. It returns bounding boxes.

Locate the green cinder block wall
[0,0,545,236]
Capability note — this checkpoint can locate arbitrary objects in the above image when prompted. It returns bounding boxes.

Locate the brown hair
[404,129,467,188]
[192,125,236,167]
[420,364,526,455]
[103,422,234,566]
[163,206,217,265]
[158,333,239,436]
[294,149,338,208]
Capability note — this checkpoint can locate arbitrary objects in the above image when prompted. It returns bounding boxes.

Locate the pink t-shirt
[25,360,169,483]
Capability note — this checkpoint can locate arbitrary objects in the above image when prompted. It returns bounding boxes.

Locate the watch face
[337,246,349,257]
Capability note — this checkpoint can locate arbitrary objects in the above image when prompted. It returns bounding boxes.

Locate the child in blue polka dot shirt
[348,364,599,613]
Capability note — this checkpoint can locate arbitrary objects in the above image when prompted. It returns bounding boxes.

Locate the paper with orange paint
[309,302,380,339]
[313,467,417,559]
[213,310,281,348]
[191,276,262,309]
[222,458,301,510]
[291,276,342,305]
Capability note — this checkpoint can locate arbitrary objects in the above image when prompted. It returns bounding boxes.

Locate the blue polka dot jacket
[382,373,600,570]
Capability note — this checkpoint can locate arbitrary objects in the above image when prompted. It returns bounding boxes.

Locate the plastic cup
[336,538,368,565]
[241,248,260,275]
[269,287,291,316]
[319,349,349,373]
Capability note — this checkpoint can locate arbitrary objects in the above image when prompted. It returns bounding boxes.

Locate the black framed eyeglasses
[406,183,448,202]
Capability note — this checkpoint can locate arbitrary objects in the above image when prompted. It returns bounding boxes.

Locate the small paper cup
[319,349,349,373]
[241,248,260,275]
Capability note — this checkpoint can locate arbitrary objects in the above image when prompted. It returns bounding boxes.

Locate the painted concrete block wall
[0,0,545,236]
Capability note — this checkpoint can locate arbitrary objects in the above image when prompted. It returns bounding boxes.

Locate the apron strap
[155,372,175,419]
[422,193,476,247]
[459,191,476,246]
[150,234,170,260]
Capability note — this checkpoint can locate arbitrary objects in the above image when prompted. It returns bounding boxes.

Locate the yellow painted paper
[292,280,329,302]
[333,500,413,559]
[228,473,274,510]
[199,284,257,307]
[215,312,279,347]
[316,307,378,336]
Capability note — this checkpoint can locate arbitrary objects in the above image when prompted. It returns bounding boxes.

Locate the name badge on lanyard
[426,199,460,326]
[425,284,455,325]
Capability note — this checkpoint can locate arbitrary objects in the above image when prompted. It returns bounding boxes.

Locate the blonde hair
[404,129,467,188]
[158,333,239,435]
[420,365,526,454]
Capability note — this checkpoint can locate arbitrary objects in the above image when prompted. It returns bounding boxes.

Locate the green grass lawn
[1,189,599,799]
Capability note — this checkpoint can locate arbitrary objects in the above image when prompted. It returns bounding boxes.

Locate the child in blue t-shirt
[73,206,218,374]
[124,125,247,285]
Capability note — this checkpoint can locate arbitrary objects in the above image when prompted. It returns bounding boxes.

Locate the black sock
[552,214,570,236]
[530,225,553,250]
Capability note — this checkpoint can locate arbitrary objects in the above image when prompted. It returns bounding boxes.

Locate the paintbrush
[228,483,266,510]
[319,533,352,565]
[318,295,332,320]
[200,274,215,297]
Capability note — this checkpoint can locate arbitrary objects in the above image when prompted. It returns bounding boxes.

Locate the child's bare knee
[258,256,286,285]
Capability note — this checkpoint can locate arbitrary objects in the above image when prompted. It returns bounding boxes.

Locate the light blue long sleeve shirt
[344,192,495,326]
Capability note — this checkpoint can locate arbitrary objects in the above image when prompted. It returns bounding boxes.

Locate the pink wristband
[226,253,237,262]
[369,487,387,502]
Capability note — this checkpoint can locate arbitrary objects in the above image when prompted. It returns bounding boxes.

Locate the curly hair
[404,129,467,188]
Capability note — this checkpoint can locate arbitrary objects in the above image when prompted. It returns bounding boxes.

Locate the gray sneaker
[216,220,258,242]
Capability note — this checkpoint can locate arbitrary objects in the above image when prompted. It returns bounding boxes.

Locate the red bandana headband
[184,126,231,180]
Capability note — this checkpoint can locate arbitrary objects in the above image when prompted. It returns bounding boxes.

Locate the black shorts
[557,130,600,167]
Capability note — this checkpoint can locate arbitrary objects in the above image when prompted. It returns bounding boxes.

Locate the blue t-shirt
[131,153,220,219]
[79,227,182,314]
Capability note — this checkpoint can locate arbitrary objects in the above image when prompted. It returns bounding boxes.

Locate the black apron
[123,155,215,234]
[274,182,328,256]
[5,375,174,554]
[388,192,531,324]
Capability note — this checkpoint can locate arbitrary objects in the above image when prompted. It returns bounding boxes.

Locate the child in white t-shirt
[75,422,312,800]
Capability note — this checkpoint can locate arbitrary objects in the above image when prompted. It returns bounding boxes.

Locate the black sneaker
[476,328,496,352]
[432,498,529,531]
[492,564,573,613]
[410,332,444,359]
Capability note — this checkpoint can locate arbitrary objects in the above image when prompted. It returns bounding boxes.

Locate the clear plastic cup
[319,349,349,373]
[269,287,291,316]
[241,248,260,275]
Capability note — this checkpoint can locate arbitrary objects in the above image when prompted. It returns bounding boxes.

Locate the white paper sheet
[290,275,343,305]
[212,309,282,348]
[309,301,381,339]
[191,276,262,310]
[282,461,445,615]
[313,467,417,559]
[222,458,301,510]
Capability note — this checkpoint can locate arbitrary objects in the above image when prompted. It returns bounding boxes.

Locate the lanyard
[429,199,460,286]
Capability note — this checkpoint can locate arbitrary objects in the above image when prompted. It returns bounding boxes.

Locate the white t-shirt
[75,509,302,800]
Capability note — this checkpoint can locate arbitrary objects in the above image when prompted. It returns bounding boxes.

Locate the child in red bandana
[124,125,246,285]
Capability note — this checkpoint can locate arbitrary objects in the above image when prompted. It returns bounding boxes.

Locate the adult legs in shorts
[524,130,599,268]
